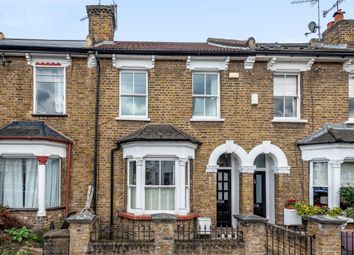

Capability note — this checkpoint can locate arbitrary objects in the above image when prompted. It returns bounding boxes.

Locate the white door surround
[207,140,290,224]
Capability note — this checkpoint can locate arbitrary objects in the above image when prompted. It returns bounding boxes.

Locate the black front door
[217,170,231,227]
[254,171,266,218]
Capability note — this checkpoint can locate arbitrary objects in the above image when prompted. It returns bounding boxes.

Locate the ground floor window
[0,157,60,209]
[312,162,328,207]
[341,162,354,187]
[127,158,189,214]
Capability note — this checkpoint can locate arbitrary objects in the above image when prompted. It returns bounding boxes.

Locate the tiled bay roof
[0,121,72,144]
[117,124,201,145]
[298,124,354,145]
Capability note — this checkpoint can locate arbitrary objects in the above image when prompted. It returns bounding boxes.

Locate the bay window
[0,157,60,209]
[274,74,300,119]
[119,71,148,118]
[311,162,328,207]
[127,158,190,214]
[34,67,65,115]
[341,162,354,187]
[192,73,220,119]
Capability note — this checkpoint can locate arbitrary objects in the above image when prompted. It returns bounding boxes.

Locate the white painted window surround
[192,72,222,121]
[300,143,354,208]
[118,70,149,120]
[33,66,66,115]
[347,75,354,123]
[122,141,197,215]
[0,140,67,216]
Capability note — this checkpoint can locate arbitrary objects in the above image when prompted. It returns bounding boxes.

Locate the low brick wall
[43,229,70,255]
[10,207,65,230]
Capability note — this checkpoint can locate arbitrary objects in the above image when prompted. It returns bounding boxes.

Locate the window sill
[9,206,64,212]
[272,118,308,123]
[32,114,68,117]
[345,119,354,124]
[116,116,151,122]
[190,118,225,122]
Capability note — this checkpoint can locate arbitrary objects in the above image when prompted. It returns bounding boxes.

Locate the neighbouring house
[0,4,354,231]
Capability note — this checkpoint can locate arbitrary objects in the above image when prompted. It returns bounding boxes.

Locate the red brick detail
[35,62,61,66]
[117,212,200,221]
[118,212,152,221]
[37,156,49,165]
[176,212,200,221]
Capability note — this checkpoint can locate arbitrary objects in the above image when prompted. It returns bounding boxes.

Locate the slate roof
[297,124,354,145]
[117,124,201,145]
[0,121,72,144]
[1,37,353,55]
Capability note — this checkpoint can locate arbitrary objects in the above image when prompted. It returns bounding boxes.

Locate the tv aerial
[323,0,346,17]
[291,0,321,39]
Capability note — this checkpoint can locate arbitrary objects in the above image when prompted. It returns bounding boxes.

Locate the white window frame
[127,157,190,215]
[272,73,304,123]
[33,65,67,115]
[309,161,329,206]
[127,160,136,210]
[118,70,149,121]
[185,161,190,211]
[191,72,222,121]
[0,156,61,209]
[143,158,176,214]
[348,75,354,123]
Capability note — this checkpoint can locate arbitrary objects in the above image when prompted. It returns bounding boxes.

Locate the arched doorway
[216,153,240,227]
[253,153,275,224]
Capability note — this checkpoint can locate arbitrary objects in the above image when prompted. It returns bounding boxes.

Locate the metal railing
[175,223,243,242]
[90,222,155,242]
[266,224,314,255]
[342,230,354,255]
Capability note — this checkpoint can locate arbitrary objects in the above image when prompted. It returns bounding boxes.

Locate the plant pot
[327,21,335,29]
[284,208,302,226]
[335,13,344,22]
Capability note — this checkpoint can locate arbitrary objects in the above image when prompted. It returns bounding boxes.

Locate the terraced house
[0,4,354,255]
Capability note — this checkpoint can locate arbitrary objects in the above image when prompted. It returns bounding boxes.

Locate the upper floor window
[349,75,354,119]
[34,67,65,115]
[192,73,220,119]
[119,71,148,119]
[273,74,300,119]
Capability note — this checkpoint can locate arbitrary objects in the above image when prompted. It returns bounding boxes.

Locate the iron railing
[90,222,155,242]
[266,224,314,255]
[342,230,354,255]
[175,223,243,242]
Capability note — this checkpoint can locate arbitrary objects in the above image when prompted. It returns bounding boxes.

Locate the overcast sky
[1,0,353,43]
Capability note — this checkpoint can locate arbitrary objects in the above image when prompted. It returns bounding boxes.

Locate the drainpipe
[110,145,119,229]
[93,51,100,213]
[65,143,72,215]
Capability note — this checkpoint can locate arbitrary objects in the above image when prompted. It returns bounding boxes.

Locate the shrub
[4,227,42,244]
[340,186,354,208]
[0,205,23,229]
[293,202,343,217]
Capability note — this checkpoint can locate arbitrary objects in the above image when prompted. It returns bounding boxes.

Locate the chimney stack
[322,9,354,45]
[86,5,116,43]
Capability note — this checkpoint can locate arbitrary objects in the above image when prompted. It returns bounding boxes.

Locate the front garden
[0,206,43,255]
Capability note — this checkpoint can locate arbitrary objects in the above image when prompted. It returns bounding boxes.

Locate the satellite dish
[308,21,318,33]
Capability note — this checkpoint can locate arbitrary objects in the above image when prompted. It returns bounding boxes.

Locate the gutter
[93,51,100,213]
[110,145,120,231]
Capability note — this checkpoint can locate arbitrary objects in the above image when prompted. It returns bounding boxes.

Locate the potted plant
[284,200,302,226]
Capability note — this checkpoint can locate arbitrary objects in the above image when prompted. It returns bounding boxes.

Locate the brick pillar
[239,173,254,214]
[234,214,268,255]
[306,216,346,255]
[152,213,176,255]
[274,174,286,225]
[67,211,97,255]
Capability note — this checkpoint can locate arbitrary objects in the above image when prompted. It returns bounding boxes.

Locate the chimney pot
[86,5,116,43]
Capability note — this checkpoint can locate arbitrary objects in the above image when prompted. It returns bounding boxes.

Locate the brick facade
[0,4,354,231]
